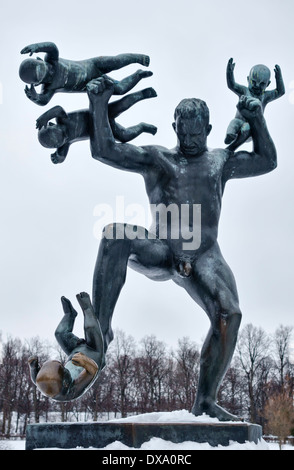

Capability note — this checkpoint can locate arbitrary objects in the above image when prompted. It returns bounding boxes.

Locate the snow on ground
[2,410,294,450]
[3,438,294,451]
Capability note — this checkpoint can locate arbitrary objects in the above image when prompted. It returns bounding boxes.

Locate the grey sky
[0,0,294,349]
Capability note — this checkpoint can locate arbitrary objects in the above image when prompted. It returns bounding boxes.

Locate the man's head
[36,360,71,398]
[38,123,67,149]
[19,58,47,85]
[173,98,212,156]
[247,64,271,97]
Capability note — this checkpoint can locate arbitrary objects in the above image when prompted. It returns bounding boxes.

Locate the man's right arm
[87,77,155,173]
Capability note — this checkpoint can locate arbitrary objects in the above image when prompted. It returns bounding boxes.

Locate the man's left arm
[223,96,277,181]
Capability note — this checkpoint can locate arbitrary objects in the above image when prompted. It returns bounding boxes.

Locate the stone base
[25,421,262,450]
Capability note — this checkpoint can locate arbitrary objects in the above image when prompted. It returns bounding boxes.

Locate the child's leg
[108,88,157,119]
[224,118,244,144]
[226,122,252,151]
[111,70,153,95]
[94,53,150,74]
[54,297,82,355]
[76,293,104,355]
[111,120,157,143]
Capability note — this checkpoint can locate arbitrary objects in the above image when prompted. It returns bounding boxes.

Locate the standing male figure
[86,76,277,421]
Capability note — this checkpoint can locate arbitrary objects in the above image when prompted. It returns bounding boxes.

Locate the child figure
[36,87,157,164]
[19,41,152,106]
[28,292,104,401]
[225,58,285,149]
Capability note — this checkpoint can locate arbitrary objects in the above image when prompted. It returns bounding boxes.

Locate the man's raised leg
[92,223,172,352]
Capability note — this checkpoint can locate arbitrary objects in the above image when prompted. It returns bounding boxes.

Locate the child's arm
[21,42,59,62]
[36,106,68,130]
[264,64,285,105]
[226,58,246,96]
[25,84,54,106]
[28,356,40,385]
[71,353,98,396]
[51,144,70,165]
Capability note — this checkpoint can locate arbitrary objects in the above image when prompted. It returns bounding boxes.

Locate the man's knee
[102,223,120,240]
[220,310,242,331]
[212,310,242,333]
[102,222,143,241]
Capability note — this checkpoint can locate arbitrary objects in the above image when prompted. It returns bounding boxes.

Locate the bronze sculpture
[19,41,151,106]
[86,76,277,421]
[29,292,104,401]
[225,58,285,149]
[36,87,157,164]
[22,45,280,421]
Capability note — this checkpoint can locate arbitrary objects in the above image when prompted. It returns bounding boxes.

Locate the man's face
[174,116,210,156]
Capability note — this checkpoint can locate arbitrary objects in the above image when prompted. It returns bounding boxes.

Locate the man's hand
[237,96,262,121]
[86,76,114,101]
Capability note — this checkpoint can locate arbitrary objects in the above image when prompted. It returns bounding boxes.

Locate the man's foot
[192,399,243,422]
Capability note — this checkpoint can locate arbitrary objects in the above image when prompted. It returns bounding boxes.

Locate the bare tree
[136,335,168,413]
[236,324,271,423]
[173,337,200,410]
[109,329,136,417]
[217,360,246,418]
[273,325,293,390]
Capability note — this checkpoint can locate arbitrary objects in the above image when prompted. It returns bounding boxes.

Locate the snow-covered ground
[2,410,294,451]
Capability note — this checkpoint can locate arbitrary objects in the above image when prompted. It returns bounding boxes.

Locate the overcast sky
[0,0,294,351]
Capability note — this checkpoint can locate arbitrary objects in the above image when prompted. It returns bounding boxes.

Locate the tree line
[0,324,294,443]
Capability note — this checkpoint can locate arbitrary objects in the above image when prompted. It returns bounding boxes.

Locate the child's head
[36,360,71,398]
[38,123,66,149]
[247,64,271,96]
[19,58,47,85]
